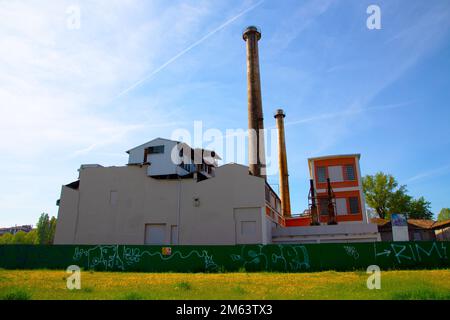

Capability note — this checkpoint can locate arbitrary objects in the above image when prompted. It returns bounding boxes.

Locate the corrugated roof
[370,218,390,226]
[408,219,435,229]
[432,219,450,230]
[370,217,450,230]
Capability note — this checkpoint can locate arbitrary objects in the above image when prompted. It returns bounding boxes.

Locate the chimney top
[274,109,285,118]
[243,25,261,41]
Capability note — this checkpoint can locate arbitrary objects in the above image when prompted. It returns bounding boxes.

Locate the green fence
[0,242,449,272]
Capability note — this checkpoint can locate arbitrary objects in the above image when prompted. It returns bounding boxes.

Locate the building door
[144,224,166,245]
[234,207,261,244]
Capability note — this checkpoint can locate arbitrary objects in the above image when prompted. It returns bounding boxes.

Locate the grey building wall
[54,163,268,245]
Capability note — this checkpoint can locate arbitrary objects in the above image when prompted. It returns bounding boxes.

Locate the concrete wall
[54,186,79,244]
[272,223,380,243]
[55,163,267,245]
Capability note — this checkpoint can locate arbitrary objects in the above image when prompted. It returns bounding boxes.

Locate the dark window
[317,166,327,183]
[345,165,356,181]
[319,198,329,216]
[349,197,359,214]
[148,145,164,154]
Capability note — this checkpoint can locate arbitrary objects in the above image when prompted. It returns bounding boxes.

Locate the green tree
[12,231,27,244]
[0,233,13,244]
[362,172,405,219]
[438,208,450,221]
[36,213,57,244]
[408,197,433,220]
[24,229,38,244]
[362,172,433,220]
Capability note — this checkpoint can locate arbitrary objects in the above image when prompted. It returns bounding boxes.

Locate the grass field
[0,269,450,300]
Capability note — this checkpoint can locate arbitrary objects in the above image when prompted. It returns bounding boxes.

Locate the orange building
[286,154,367,227]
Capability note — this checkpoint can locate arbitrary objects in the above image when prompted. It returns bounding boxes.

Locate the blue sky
[1,0,450,227]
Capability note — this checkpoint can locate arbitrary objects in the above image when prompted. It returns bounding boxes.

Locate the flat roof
[308,154,361,162]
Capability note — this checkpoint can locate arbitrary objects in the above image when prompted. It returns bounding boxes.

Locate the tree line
[0,213,56,245]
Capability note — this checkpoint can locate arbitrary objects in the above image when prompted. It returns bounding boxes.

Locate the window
[349,197,359,214]
[345,165,356,181]
[148,145,164,154]
[317,166,327,183]
[319,198,329,216]
[328,166,343,182]
[335,198,348,215]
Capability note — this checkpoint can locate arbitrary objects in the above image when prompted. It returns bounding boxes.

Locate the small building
[371,218,450,241]
[0,225,33,236]
[273,154,380,243]
[434,220,450,241]
[285,154,369,226]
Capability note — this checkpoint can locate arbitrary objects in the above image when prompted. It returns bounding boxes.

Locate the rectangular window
[319,198,329,216]
[317,166,327,183]
[335,198,348,215]
[148,145,165,154]
[345,165,356,181]
[349,197,360,214]
[328,166,343,182]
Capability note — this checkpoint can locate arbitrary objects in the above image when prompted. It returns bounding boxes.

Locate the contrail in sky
[115,0,265,100]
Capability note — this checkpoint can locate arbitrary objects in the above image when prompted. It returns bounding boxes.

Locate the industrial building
[54,26,380,245]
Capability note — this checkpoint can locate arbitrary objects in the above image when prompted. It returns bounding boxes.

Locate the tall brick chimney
[243,26,266,178]
[274,109,291,217]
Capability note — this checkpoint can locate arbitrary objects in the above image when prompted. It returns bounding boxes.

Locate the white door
[144,224,166,245]
[234,207,261,244]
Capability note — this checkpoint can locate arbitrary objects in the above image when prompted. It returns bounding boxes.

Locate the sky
[1,0,450,227]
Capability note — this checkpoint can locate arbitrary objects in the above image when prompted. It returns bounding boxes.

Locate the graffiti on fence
[374,242,448,264]
[73,245,218,271]
[230,245,310,271]
[343,246,360,260]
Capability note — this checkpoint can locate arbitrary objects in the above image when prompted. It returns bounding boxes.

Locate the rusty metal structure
[243,26,266,178]
[274,109,291,217]
[309,179,320,225]
[326,178,338,225]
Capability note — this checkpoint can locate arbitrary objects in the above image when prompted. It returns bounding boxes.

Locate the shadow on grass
[1,289,32,300]
[123,292,144,300]
[175,281,192,291]
[391,289,450,300]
